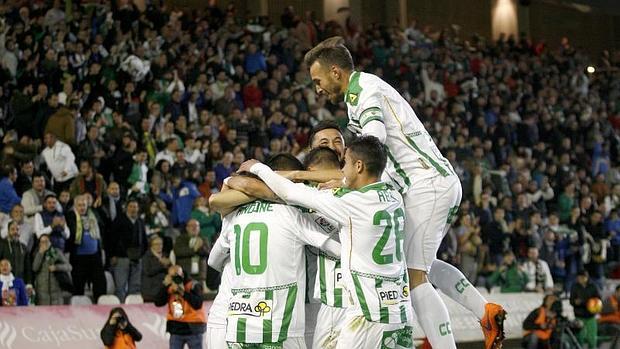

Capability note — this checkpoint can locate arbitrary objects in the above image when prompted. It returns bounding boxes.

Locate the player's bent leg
[403,176,461,348]
[335,315,409,349]
[207,326,229,349]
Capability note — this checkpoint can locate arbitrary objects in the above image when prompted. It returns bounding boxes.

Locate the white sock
[410,282,457,349]
[429,259,487,320]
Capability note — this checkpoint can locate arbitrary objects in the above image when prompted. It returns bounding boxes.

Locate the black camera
[117,315,127,326]
[172,275,184,285]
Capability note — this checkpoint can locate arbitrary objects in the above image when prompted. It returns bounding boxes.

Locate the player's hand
[237,159,261,173]
[318,179,344,190]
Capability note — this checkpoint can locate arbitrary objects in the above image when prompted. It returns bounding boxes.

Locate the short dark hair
[304,147,341,170]
[32,171,45,179]
[44,194,57,202]
[304,36,354,71]
[346,136,386,178]
[266,153,304,171]
[309,120,342,146]
[1,165,15,177]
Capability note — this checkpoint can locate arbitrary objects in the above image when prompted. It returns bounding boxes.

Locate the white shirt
[344,71,455,194]
[41,141,78,183]
[522,259,554,292]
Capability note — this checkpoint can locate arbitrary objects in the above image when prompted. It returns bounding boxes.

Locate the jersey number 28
[372,208,405,265]
[233,222,268,275]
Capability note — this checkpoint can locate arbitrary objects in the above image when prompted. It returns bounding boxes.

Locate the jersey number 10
[233,222,268,275]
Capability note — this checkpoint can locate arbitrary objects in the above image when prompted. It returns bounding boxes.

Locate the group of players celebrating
[204,37,507,349]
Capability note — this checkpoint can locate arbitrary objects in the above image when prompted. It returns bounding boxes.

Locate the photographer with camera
[523,294,560,348]
[100,307,142,349]
[154,265,206,349]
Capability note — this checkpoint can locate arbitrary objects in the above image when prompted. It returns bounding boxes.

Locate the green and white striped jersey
[220,200,340,344]
[250,163,413,325]
[344,71,455,193]
[306,212,346,309]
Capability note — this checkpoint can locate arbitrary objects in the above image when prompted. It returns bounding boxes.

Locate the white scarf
[0,273,15,291]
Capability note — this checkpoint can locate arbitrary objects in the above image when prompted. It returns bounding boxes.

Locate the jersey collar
[344,71,361,105]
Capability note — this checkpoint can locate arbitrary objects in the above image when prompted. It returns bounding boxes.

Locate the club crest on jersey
[315,216,337,234]
[348,93,358,105]
[228,298,273,320]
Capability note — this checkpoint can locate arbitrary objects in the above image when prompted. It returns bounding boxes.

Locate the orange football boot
[480,303,507,349]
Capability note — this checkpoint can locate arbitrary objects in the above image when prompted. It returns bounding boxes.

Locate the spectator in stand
[455,213,483,282]
[170,172,201,228]
[142,236,171,303]
[78,126,107,170]
[488,251,528,293]
[1,204,35,252]
[155,138,178,167]
[41,132,78,194]
[44,104,76,146]
[570,270,601,349]
[244,43,267,75]
[144,199,172,255]
[190,196,221,244]
[69,159,107,207]
[127,149,150,198]
[214,152,234,186]
[33,233,72,305]
[109,199,147,302]
[0,220,33,299]
[21,172,55,225]
[198,170,219,199]
[66,195,106,303]
[483,207,512,266]
[0,165,21,218]
[522,247,554,293]
[14,160,34,197]
[34,194,69,251]
[0,259,28,306]
[174,219,209,293]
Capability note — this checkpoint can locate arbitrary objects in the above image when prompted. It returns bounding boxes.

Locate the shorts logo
[228,298,273,320]
[401,286,409,298]
[439,322,452,336]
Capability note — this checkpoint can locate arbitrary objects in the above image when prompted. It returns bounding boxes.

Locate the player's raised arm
[239,159,348,226]
[208,187,254,216]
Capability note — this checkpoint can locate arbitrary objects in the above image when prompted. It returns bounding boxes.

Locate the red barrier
[0,302,213,349]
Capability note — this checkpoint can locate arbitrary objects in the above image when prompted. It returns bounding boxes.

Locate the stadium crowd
[0,0,618,307]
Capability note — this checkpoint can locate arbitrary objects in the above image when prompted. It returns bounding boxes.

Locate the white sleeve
[543,262,554,290]
[62,145,76,173]
[61,223,70,239]
[250,163,348,226]
[361,119,387,143]
[0,222,8,240]
[295,213,341,258]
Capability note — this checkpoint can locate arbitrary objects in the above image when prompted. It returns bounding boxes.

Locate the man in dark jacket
[108,199,147,303]
[173,219,208,288]
[0,221,32,290]
[155,265,206,349]
[570,270,601,348]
